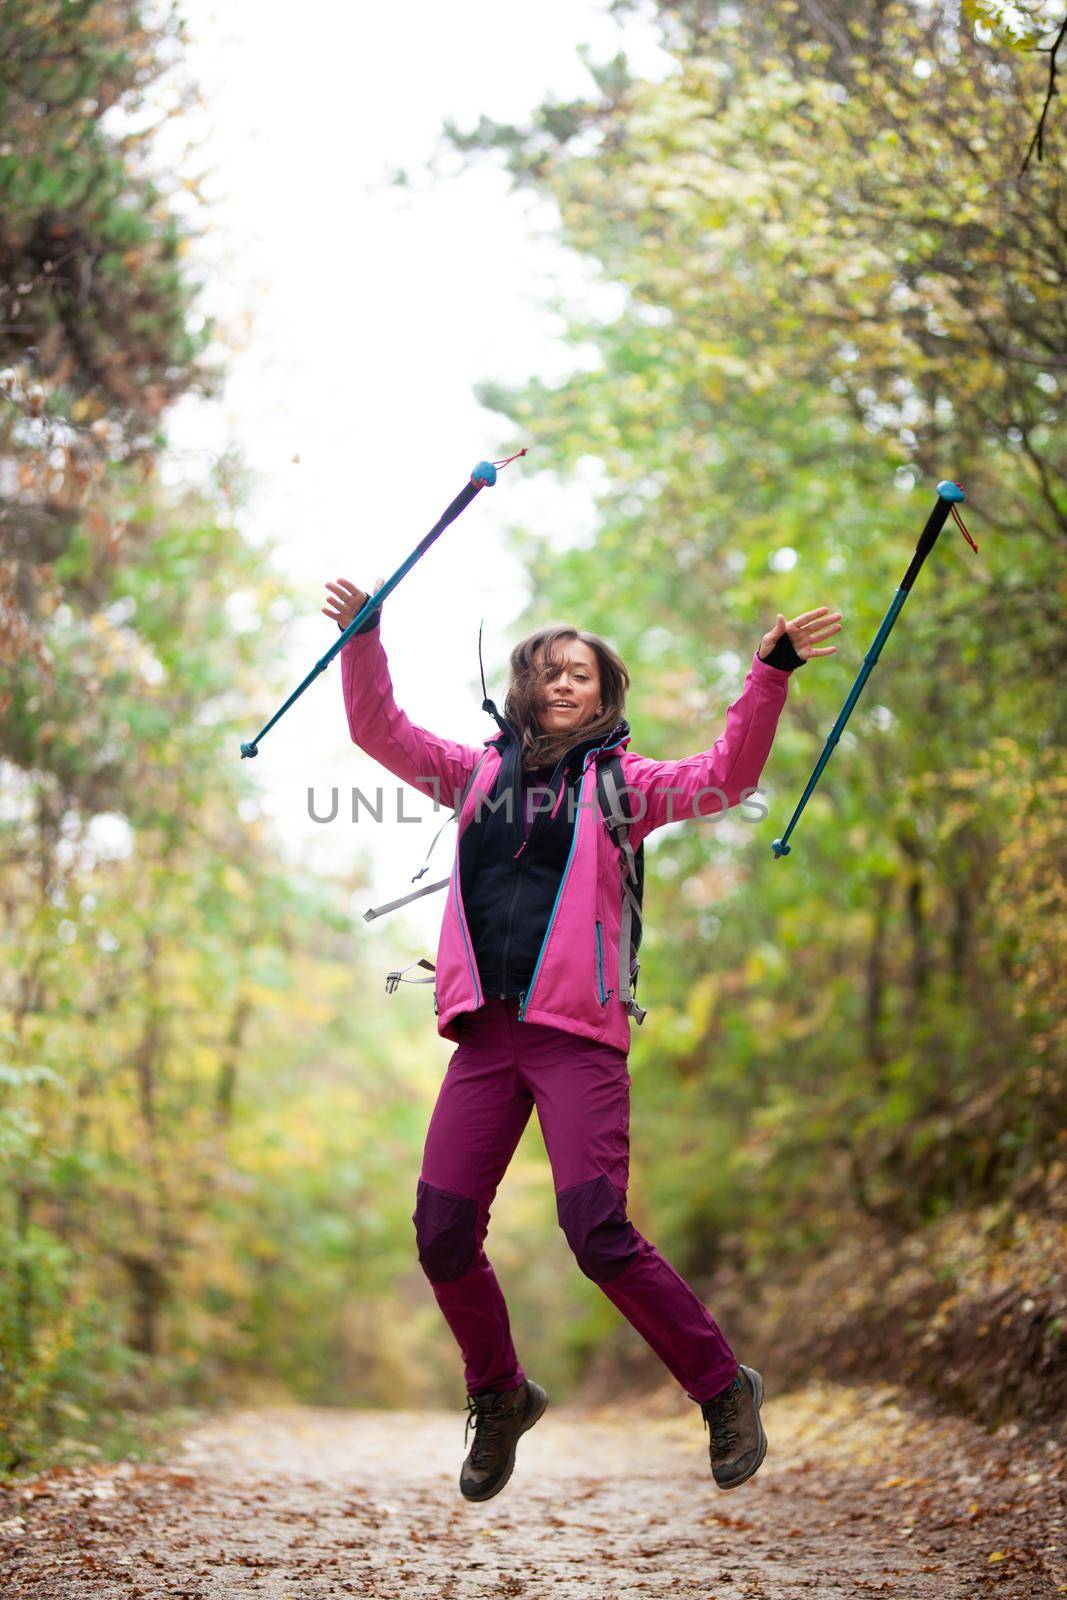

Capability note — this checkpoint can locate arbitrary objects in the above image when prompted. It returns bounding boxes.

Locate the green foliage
[0,0,213,420]
[0,0,219,677]
[0,466,459,1471]
[960,0,1061,49]
[0,0,452,1475]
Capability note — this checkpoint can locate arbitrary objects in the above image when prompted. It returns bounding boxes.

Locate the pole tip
[936,480,966,502]
[771,838,791,857]
[240,741,258,759]
[471,460,498,487]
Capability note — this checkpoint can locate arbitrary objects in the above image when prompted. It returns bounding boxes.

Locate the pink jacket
[341,623,792,1055]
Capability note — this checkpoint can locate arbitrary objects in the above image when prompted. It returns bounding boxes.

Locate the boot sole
[459,1381,549,1503]
[713,1365,768,1491]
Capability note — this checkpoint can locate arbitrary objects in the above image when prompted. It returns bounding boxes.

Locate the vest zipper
[504,760,568,999]
[499,856,524,994]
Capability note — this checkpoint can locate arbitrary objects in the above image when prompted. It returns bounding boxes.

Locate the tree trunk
[215,994,252,1126]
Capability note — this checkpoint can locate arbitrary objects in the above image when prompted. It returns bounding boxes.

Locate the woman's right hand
[322,574,384,630]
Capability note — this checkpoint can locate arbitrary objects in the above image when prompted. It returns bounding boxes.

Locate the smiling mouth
[550,702,577,710]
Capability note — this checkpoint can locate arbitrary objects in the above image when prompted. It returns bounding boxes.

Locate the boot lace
[464,1393,513,1468]
[701,1381,741,1456]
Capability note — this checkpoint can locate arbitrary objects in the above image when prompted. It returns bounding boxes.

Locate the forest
[1,0,1064,1479]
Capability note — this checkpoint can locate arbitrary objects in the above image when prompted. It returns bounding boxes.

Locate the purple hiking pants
[413,996,739,1404]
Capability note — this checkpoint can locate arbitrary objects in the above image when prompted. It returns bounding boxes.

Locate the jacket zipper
[447,814,483,1011]
[518,731,628,1022]
[595,920,612,1005]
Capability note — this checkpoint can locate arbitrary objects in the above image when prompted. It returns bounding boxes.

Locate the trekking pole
[771,479,978,859]
[239,450,526,759]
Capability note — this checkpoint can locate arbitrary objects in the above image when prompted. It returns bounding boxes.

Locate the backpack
[366,749,647,1023]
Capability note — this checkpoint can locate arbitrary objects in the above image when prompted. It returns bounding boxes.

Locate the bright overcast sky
[160,0,675,957]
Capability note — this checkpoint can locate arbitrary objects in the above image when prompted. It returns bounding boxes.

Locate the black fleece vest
[460,724,619,999]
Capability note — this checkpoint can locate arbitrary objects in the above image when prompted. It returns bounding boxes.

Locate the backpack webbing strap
[363,750,490,924]
[364,875,450,922]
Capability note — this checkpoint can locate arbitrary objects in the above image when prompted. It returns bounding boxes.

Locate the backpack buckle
[385,957,436,994]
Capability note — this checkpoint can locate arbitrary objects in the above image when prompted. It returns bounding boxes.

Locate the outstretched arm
[326,576,483,808]
[624,606,842,844]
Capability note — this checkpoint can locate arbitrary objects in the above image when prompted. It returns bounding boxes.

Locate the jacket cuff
[750,647,793,686]
[757,632,804,672]
[338,610,381,640]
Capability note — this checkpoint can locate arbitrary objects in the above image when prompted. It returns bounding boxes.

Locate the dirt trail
[1,1380,1063,1598]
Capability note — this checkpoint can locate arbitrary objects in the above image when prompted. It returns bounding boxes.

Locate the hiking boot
[459,1377,548,1502]
[698,1363,768,1490]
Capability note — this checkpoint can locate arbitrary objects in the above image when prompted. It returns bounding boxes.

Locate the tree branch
[1020,14,1066,175]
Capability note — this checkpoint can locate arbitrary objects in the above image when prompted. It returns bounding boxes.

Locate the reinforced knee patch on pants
[413,1178,478,1282]
[556,1173,641,1283]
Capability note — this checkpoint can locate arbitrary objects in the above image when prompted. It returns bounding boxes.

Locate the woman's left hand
[759,607,843,663]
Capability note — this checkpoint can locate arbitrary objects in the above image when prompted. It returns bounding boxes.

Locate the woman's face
[533,639,603,736]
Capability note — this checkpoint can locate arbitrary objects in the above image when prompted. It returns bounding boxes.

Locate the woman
[324,574,842,1502]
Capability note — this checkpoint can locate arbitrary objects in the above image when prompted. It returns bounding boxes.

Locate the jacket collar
[482,696,631,768]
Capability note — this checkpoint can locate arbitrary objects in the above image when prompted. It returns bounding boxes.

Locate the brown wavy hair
[503,624,630,773]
